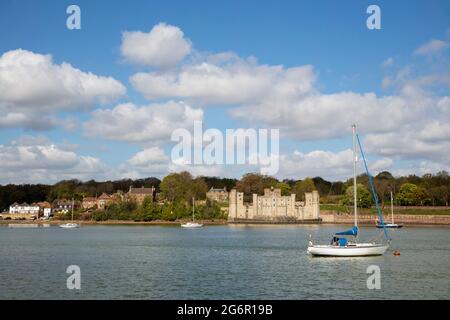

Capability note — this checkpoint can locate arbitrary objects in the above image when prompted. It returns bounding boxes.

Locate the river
[0,224,448,299]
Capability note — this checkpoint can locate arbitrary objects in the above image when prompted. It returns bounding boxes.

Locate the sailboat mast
[71,198,74,222]
[391,191,394,224]
[192,197,195,222]
[352,124,357,228]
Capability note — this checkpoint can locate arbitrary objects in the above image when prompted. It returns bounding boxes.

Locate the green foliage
[293,178,316,201]
[341,183,373,208]
[396,183,429,206]
[276,182,291,196]
[160,171,208,202]
[235,173,279,202]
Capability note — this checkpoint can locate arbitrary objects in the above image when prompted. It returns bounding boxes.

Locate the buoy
[393,250,401,256]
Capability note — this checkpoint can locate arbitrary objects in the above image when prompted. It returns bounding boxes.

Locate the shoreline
[1,216,450,227]
[0,219,228,226]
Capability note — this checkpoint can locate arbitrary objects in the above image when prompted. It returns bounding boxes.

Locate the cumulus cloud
[0,137,109,184]
[130,57,316,105]
[381,57,395,68]
[276,149,353,180]
[121,23,191,68]
[231,91,432,140]
[123,24,450,177]
[83,101,203,143]
[120,146,223,179]
[414,39,448,56]
[0,49,126,130]
[0,49,126,111]
[364,126,450,164]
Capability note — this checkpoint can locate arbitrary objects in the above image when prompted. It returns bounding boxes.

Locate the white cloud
[0,49,126,111]
[0,49,126,130]
[231,91,432,140]
[130,57,316,105]
[124,24,450,177]
[381,57,395,68]
[0,137,109,184]
[276,149,353,180]
[364,126,450,164]
[391,160,450,177]
[168,157,224,177]
[121,23,191,68]
[120,146,223,179]
[83,101,203,144]
[118,147,170,179]
[414,39,448,56]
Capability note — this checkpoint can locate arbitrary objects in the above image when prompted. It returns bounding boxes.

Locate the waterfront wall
[320,211,450,225]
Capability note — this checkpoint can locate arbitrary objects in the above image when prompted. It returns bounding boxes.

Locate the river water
[0,224,448,299]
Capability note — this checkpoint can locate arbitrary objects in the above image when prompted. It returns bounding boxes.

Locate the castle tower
[228,189,245,221]
[251,193,258,219]
[311,190,320,219]
[228,189,237,221]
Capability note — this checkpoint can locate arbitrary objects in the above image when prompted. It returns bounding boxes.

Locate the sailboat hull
[307,243,389,257]
[59,223,80,228]
[181,222,203,228]
[376,223,403,229]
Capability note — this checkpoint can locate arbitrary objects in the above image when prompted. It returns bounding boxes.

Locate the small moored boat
[59,198,80,229]
[376,191,403,229]
[181,197,203,228]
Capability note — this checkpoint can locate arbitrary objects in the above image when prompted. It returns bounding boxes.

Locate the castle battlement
[228,187,320,223]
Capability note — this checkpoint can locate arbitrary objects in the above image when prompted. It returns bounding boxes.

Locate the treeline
[1,170,449,211]
[56,197,224,222]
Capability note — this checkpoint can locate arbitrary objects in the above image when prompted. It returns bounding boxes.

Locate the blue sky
[0,0,449,183]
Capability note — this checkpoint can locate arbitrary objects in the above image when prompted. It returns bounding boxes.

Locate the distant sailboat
[307,125,390,257]
[181,197,203,228]
[59,198,80,228]
[376,191,403,229]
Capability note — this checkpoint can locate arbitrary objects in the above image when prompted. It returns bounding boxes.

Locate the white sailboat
[181,197,203,228]
[59,198,80,228]
[376,191,403,229]
[307,125,390,257]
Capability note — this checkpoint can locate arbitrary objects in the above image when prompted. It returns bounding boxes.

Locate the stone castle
[228,187,320,223]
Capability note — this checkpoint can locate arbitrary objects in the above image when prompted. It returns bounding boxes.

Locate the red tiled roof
[98,193,112,200]
[128,187,154,195]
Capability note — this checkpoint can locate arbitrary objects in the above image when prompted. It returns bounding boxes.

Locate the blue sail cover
[335,226,358,236]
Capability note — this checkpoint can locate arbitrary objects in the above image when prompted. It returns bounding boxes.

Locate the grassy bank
[320,204,450,216]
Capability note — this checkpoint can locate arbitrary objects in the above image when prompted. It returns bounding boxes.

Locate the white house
[9,202,40,216]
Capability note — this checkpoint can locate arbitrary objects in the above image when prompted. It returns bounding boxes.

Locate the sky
[0,0,449,184]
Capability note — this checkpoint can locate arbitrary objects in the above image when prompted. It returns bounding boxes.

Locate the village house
[82,193,114,211]
[206,187,229,202]
[127,186,155,205]
[82,197,97,210]
[97,193,113,210]
[37,201,52,218]
[8,202,41,219]
[53,199,78,213]
[9,202,40,215]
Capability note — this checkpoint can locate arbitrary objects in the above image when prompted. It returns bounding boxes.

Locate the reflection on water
[0,224,449,299]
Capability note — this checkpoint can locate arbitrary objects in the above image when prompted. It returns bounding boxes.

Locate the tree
[159,172,193,202]
[312,177,332,196]
[342,183,372,208]
[373,172,395,207]
[293,178,316,201]
[191,178,208,200]
[396,183,429,206]
[276,182,291,196]
[428,186,449,206]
